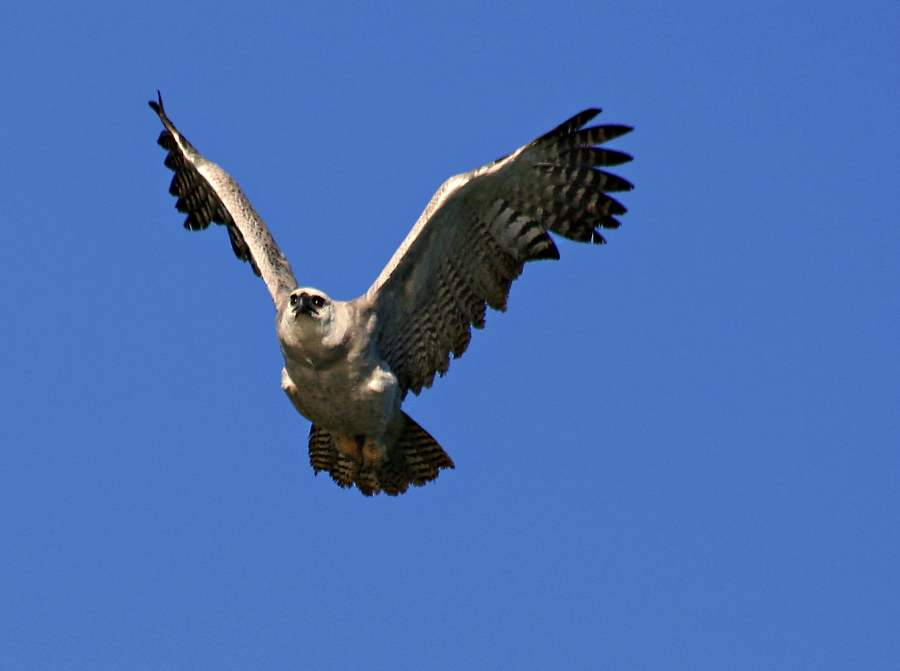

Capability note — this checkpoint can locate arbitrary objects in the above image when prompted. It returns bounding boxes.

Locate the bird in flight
[149,93,633,496]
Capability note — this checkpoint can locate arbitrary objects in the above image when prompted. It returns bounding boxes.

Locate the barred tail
[308,412,454,496]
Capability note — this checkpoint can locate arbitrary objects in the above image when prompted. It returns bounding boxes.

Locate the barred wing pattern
[366,109,633,396]
[149,94,297,303]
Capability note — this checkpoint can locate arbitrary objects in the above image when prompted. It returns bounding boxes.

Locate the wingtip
[540,108,604,140]
[572,108,602,128]
[149,91,180,139]
[148,91,164,116]
[612,124,635,137]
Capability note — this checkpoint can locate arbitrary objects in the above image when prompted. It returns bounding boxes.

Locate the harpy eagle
[149,94,633,496]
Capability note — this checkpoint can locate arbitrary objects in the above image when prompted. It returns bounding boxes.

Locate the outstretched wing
[363,109,633,396]
[149,93,297,304]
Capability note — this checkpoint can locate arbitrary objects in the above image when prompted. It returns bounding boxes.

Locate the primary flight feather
[149,93,633,496]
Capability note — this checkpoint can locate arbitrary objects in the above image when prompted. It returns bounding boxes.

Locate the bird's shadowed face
[283,287,343,342]
[290,288,331,320]
[279,287,350,366]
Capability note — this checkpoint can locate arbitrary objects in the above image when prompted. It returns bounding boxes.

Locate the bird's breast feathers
[281,338,400,437]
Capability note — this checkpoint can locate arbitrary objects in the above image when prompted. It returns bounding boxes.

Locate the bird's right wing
[149,93,297,305]
[363,109,633,396]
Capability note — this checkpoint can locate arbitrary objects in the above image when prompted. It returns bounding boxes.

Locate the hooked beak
[292,292,317,317]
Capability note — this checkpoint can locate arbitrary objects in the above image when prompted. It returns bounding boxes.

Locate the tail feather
[400,417,455,485]
[356,466,380,497]
[332,456,360,489]
[308,424,336,473]
[307,413,454,496]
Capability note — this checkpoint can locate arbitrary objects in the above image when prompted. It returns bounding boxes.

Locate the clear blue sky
[1,1,897,668]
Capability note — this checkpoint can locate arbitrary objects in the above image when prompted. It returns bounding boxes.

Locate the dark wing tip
[148,91,163,113]
[556,108,602,132]
[597,149,634,166]
[538,108,603,142]
[572,107,603,124]
[604,124,634,140]
[598,170,634,192]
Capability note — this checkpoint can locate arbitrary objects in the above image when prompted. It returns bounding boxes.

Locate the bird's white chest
[282,347,399,436]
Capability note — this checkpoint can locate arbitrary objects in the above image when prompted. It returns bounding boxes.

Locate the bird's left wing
[149,93,297,304]
[361,109,633,396]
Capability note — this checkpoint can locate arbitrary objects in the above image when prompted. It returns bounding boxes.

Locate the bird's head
[279,287,349,363]
[289,288,332,321]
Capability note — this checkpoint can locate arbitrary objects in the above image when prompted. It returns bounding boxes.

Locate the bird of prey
[149,93,633,496]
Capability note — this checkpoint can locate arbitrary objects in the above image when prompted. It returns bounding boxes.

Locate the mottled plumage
[149,93,633,496]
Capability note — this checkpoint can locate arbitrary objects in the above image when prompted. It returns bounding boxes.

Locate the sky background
[1,1,898,669]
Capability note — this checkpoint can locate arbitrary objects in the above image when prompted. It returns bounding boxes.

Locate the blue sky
[1,1,898,668]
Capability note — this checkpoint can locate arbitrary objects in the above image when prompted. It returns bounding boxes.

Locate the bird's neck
[278,310,349,370]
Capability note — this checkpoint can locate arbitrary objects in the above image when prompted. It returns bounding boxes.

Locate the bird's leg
[333,432,362,461]
[333,433,384,467]
[361,436,386,467]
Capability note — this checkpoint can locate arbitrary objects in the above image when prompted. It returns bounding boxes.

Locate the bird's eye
[311,296,325,308]
[290,295,298,306]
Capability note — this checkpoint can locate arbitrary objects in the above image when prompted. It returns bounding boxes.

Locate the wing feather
[362,108,633,395]
[149,93,297,304]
